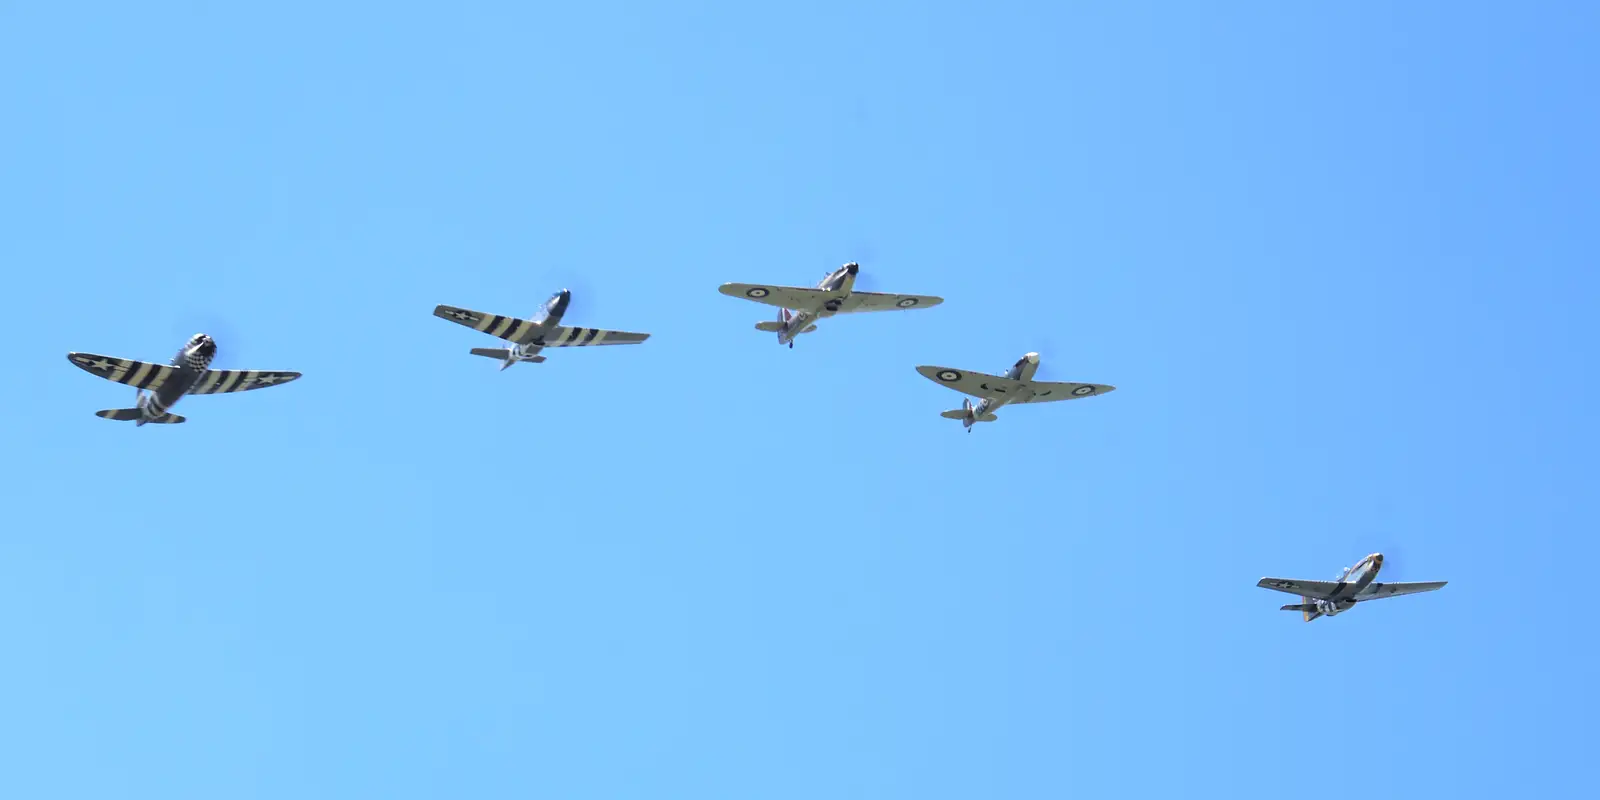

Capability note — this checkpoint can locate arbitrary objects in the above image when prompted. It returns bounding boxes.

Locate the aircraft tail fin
[95,408,185,424]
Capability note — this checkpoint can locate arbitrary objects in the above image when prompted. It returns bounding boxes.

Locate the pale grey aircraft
[718,262,943,348]
[914,351,1115,432]
[433,289,649,370]
[1257,553,1447,622]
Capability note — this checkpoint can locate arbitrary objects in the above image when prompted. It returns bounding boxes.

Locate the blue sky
[2,2,1596,797]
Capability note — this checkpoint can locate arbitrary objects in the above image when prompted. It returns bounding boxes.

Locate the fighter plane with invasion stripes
[66,333,302,426]
[432,289,650,370]
[1257,553,1447,622]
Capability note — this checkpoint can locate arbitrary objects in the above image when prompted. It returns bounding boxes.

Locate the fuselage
[137,333,217,423]
[506,290,571,361]
[775,262,859,345]
[962,352,1040,427]
[1312,553,1384,617]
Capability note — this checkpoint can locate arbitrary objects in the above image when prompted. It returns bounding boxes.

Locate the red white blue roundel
[746,287,770,298]
[936,369,962,382]
[896,297,919,308]
[1072,385,1095,396]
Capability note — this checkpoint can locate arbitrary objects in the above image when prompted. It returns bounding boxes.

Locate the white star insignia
[255,374,283,384]
[76,356,115,371]
[451,311,474,321]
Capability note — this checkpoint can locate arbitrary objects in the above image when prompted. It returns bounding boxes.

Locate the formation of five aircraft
[65,261,1446,619]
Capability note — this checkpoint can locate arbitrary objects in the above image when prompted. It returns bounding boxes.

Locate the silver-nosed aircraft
[717,262,943,348]
[914,352,1115,432]
[67,333,301,426]
[1257,553,1447,622]
[433,289,650,370]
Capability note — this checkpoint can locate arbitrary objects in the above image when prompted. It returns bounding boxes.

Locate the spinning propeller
[547,268,603,318]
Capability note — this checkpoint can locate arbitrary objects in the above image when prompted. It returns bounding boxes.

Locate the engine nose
[843,262,859,275]
[1371,553,1384,568]
[1024,352,1040,364]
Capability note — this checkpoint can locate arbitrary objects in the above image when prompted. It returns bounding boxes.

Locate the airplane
[432,289,650,370]
[1257,553,1447,621]
[914,351,1115,432]
[66,333,301,426]
[717,262,943,348]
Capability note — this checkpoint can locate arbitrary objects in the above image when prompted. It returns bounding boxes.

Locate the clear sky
[2,2,1596,797]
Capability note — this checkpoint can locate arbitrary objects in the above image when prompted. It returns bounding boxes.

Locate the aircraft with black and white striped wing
[717,262,943,348]
[1258,553,1447,622]
[66,333,301,426]
[915,351,1115,432]
[432,289,650,370]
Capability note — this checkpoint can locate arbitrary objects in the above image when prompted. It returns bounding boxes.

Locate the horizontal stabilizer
[94,408,186,424]
[1281,602,1323,622]
[940,409,997,422]
[469,348,546,364]
[754,321,784,332]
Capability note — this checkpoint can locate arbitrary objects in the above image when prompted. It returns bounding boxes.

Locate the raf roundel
[936,369,962,382]
[1072,385,1096,396]
[896,297,919,308]
[746,287,770,299]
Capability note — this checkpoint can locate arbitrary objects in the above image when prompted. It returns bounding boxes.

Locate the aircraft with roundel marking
[66,333,301,426]
[717,262,943,348]
[1257,553,1447,622]
[914,351,1115,432]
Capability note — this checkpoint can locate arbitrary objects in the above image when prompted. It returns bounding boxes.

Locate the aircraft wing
[537,325,650,347]
[915,366,1115,402]
[1011,379,1116,403]
[1355,581,1448,601]
[67,353,180,392]
[189,370,302,394]
[433,305,541,345]
[718,283,831,311]
[839,291,944,313]
[1257,578,1343,600]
